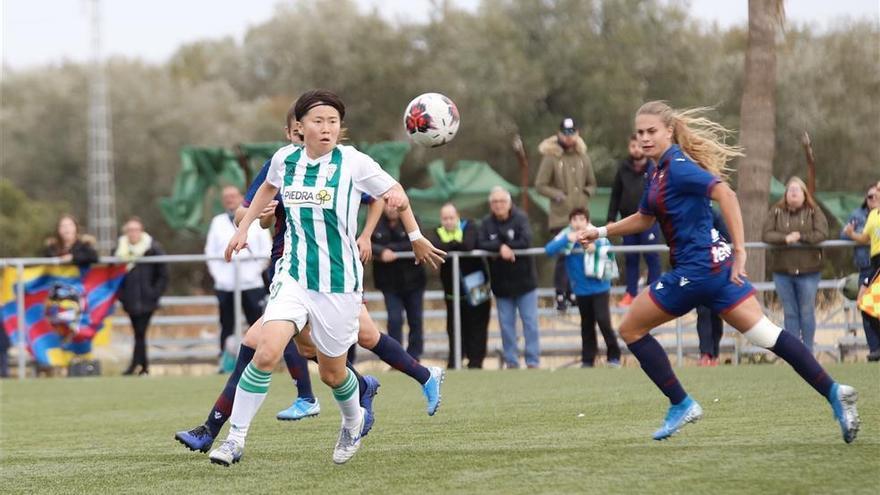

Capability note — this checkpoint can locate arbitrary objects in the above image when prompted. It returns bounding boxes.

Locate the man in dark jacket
[478,187,540,369]
[372,203,427,360]
[114,217,169,376]
[428,203,491,369]
[607,134,661,307]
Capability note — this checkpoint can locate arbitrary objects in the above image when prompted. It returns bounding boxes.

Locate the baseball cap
[560,117,578,135]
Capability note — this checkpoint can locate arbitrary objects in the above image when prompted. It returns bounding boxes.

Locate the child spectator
[545,208,621,367]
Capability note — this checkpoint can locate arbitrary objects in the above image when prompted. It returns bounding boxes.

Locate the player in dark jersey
[580,101,859,443]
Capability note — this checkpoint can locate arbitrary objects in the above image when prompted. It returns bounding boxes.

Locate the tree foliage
[1,0,877,258]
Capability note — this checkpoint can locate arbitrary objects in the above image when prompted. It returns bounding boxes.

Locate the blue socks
[206,344,255,437]
[627,334,688,405]
[282,342,314,401]
[771,331,834,398]
[372,333,431,385]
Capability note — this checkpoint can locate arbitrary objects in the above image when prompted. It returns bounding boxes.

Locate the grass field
[1,363,878,494]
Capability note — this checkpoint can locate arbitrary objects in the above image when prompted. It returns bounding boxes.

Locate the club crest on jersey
[282,187,334,209]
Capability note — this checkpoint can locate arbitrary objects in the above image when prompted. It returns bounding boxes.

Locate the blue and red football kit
[244,159,286,269]
[638,144,754,316]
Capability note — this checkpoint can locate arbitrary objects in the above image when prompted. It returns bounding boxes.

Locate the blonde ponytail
[637,101,744,180]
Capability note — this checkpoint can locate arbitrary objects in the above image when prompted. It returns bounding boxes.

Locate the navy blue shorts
[648,266,755,317]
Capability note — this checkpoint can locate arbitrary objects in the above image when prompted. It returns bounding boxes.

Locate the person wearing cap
[535,117,597,311]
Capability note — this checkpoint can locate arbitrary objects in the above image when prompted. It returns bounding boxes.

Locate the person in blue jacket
[841,183,880,360]
[546,207,620,367]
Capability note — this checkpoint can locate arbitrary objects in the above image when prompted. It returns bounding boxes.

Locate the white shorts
[263,271,361,357]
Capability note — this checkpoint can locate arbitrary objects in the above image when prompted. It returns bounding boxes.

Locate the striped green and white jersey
[266,144,397,293]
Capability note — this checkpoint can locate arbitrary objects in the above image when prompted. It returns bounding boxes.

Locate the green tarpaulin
[406,159,612,227]
[160,141,410,232]
[160,142,861,234]
[158,147,245,232]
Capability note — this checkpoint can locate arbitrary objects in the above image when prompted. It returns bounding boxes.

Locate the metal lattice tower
[86,0,117,254]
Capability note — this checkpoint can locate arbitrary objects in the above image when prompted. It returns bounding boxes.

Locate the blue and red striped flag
[1,264,126,366]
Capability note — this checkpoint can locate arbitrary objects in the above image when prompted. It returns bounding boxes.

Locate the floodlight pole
[87,0,117,254]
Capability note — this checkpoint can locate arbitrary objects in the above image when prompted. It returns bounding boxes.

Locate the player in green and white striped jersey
[211,89,445,466]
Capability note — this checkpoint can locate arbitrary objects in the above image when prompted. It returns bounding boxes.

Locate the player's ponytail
[637,101,743,179]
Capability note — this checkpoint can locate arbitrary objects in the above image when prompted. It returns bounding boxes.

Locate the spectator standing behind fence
[844,182,880,361]
[114,217,169,376]
[545,208,621,368]
[762,177,828,352]
[536,117,597,312]
[427,203,491,369]
[697,208,730,366]
[205,185,271,366]
[478,187,540,369]
[607,134,662,308]
[372,202,427,361]
[43,214,98,266]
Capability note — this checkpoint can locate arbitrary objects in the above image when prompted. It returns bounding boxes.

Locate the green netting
[160,141,410,232]
[406,159,612,227]
[158,147,245,233]
[160,143,860,234]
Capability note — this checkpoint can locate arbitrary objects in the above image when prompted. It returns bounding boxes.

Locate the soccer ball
[403,93,460,147]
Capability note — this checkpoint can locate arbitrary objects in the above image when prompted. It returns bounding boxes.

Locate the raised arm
[380,184,445,269]
[587,212,655,241]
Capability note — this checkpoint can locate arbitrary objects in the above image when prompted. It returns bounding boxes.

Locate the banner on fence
[1,264,126,366]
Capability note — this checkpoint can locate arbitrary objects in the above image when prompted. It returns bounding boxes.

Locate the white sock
[332,369,362,430]
[227,362,271,446]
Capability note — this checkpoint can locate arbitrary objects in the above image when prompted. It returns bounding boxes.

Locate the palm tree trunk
[737,0,783,282]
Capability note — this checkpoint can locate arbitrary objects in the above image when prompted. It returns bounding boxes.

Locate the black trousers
[696,305,724,357]
[576,293,621,365]
[550,228,571,299]
[128,312,154,371]
[444,298,491,369]
[216,288,266,354]
[383,289,425,360]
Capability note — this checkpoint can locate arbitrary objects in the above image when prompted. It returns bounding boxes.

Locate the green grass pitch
[2,364,878,494]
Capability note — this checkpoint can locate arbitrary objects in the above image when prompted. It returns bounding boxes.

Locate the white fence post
[16,262,27,379]
[233,257,243,341]
[452,252,462,370]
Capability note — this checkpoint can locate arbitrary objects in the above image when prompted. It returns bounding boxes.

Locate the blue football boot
[276,397,321,421]
[652,396,703,441]
[361,375,380,437]
[828,383,860,444]
[174,424,215,453]
[422,366,446,416]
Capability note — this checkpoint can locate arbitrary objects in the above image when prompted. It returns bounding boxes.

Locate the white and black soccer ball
[403,93,460,147]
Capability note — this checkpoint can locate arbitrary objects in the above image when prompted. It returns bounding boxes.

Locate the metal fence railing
[0,240,864,378]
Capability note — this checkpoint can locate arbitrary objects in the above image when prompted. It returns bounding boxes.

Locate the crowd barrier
[0,240,865,378]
